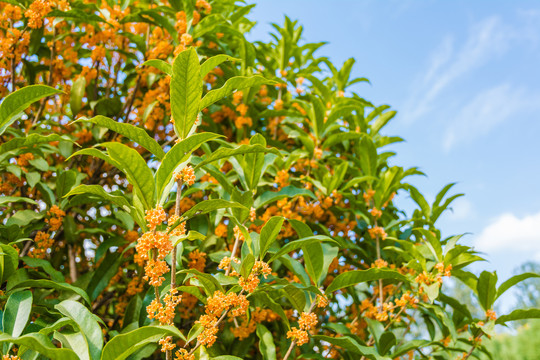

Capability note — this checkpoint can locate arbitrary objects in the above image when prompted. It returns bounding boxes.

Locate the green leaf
[141,59,172,75]
[259,216,284,259]
[370,110,396,135]
[70,77,86,115]
[314,335,391,360]
[194,144,281,170]
[0,333,78,360]
[3,290,32,338]
[178,269,223,296]
[0,133,73,154]
[56,170,78,199]
[65,185,132,211]
[496,309,540,325]
[254,186,317,209]
[283,285,306,311]
[181,199,247,221]
[378,331,396,355]
[256,324,276,360]
[497,272,540,300]
[476,271,498,311]
[200,54,240,78]
[76,116,165,159]
[155,132,222,204]
[303,241,324,286]
[170,47,202,139]
[267,235,337,263]
[211,357,244,360]
[0,196,37,206]
[101,325,186,360]
[54,331,89,360]
[5,209,43,226]
[21,256,64,282]
[244,134,266,190]
[9,279,91,304]
[326,269,409,294]
[0,85,63,135]
[199,75,277,110]
[102,142,155,211]
[55,300,103,360]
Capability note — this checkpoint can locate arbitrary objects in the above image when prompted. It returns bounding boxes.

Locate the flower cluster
[46,205,66,232]
[175,165,196,185]
[368,226,387,240]
[287,312,319,345]
[196,291,249,347]
[238,260,272,293]
[145,205,167,231]
[29,231,54,259]
[147,288,182,325]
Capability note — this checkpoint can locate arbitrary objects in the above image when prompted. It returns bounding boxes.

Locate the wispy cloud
[403,16,512,123]
[474,212,540,261]
[443,84,540,150]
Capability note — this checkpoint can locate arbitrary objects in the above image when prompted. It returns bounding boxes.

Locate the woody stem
[167,179,182,360]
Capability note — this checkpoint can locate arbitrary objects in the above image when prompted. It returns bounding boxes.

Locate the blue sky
[247,0,540,308]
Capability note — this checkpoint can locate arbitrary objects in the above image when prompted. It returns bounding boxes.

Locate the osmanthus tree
[0,0,538,359]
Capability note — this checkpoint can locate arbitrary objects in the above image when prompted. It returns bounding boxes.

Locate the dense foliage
[0,0,539,359]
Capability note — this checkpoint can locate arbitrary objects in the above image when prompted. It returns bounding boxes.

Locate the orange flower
[298,312,317,330]
[287,327,309,346]
[145,205,167,231]
[143,258,169,286]
[368,226,387,240]
[175,349,195,360]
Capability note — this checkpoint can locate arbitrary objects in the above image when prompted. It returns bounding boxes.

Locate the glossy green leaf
[170,47,202,139]
[3,290,32,338]
[199,75,277,110]
[259,216,284,259]
[254,186,317,209]
[244,134,266,190]
[303,241,324,286]
[55,300,103,360]
[155,132,222,204]
[477,271,498,311]
[0,196,37,206]
[200,54,240,78]
[0,133,73,154]
[21,256,64,282]
[0,333,78,360]
[496,309,540,325]
[0,85,63,135]
[267,235,337,263]
[101,325,186,360]
[314,335,391,360]
[497,272,540,300]
[102,142,155,211]
[194,144,281,170]
[326,269,409,294]
[141,59,172,75]
[181,199,247,221]
[70,76,86,115]
[9,279,91,304]
[65,185,132,210]
[256,324,276,360]
[76,116,164,159]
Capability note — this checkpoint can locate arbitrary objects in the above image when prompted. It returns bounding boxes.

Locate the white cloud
[474,212,540,260]
[403,16,512,123]
[443,83,540,150]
